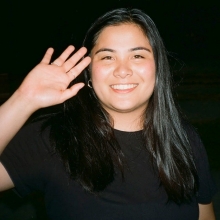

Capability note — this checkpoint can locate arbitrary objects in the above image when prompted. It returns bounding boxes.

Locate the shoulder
[0,117,62,196]
[182,121,210,170]
[182,120,204,155]
[182,121,217,203]
[3,117,53,158]
[16,118,51,145]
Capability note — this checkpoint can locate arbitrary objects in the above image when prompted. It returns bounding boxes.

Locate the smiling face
[90,23,156,128]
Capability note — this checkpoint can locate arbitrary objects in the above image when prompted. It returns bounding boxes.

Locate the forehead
[93,23,150,48]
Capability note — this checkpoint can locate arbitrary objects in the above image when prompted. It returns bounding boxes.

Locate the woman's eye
[102,56,112,60]
[134,55,144,59]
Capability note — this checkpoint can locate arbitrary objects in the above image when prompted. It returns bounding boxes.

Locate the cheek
[90,62,100,81]
[91,66,103,83]
[91,63,112,82]
[90,66,107,95]
[137,62,156,82]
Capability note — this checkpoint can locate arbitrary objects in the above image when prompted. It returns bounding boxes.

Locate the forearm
[199,203,216,220]
[0,46,90,155]
[0,90,36,154]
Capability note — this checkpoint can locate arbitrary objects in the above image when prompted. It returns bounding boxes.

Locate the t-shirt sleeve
[187,126,218,204]
[0,120,52,197]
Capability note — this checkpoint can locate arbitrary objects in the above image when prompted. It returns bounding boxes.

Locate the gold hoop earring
[88,79,93,88]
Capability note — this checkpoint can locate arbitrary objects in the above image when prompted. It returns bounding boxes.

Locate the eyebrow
[95,47,151,55]
[129,47,151,52]
[95,48,116,54]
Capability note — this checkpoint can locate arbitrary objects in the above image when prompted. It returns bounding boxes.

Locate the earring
[88,79,93,88]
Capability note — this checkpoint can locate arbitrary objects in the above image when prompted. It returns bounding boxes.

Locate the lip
[110,83,138,93]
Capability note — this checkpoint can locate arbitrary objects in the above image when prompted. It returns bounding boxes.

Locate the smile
[110,84,138,90]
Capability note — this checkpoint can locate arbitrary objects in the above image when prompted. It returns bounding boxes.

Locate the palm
[17,46,91,110]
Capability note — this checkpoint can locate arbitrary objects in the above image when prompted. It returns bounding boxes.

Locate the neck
[108,110,144,132]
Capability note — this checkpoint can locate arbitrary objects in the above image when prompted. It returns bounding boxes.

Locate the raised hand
[16,45,91,111]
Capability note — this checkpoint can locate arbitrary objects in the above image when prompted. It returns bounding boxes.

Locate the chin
[111,105,145,114]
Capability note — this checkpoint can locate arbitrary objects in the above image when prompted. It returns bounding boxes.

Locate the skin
[199,204,216,220]
[0,46,91,191]
[90,24,155,131]
[0,24,216,219]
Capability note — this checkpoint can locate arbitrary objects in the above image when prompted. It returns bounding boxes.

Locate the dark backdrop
[1,0,220,77]
[0,0,220,219]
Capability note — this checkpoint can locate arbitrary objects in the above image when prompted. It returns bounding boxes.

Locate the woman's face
[90,23,155,118]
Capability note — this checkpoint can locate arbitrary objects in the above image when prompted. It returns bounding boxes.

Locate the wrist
[10,89,40,116]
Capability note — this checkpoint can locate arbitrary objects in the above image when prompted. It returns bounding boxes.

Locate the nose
[113,61,133,78]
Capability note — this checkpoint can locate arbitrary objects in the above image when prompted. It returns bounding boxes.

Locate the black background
[1,0,220,77]
[0,1,220,219]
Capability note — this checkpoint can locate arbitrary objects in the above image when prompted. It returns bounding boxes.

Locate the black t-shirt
[0,120,217,220]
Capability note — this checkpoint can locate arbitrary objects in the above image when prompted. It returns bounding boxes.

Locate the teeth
[111,84,138,90]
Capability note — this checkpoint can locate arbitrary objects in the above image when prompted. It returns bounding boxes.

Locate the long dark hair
[48,8,197,203]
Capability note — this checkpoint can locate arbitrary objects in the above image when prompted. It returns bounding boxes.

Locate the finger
[63,47,88,72]
[41,48,54,64]
[60,83,85,102]
[52,45,75,66]
[66,56,91,81]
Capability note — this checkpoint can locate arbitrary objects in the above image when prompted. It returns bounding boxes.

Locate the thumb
[60,83,85,102]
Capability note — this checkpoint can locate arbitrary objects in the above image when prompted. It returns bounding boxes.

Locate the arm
[0,45,91,191]
[199,202,216,220]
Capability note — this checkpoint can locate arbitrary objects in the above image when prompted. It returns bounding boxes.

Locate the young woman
[0,8,217,220]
